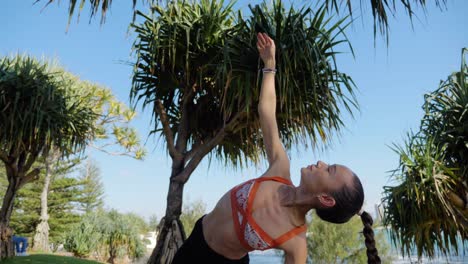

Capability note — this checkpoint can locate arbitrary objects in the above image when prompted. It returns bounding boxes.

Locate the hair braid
[360,211,381,264]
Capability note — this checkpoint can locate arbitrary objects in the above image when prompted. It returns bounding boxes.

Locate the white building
[140,231,158,250]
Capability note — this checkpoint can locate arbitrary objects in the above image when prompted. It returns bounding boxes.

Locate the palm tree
[0,55,97,258]
[130,0,357,263]
[382,48,467,259]
[0,55,145,257]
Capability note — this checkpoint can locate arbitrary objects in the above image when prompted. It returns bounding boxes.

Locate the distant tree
[180,200,206,236]
[148,215,158,231]
[0,55,145,256]
[44,173,83,250]
[77,159,105,213]
[64,212,104,258]
[32,149,61,252]
[124,212,150,234]
[102,210,146,264]
[65,210,147,264]
[28,71,145,252]
[0,55,95,258]
[307,212,392,263]
[7,157,83,250]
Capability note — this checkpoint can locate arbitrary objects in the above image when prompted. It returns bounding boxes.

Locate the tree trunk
[33,154,53,252]
[148,177,186,264]
[107,245,116,264]
[0,223,14,260]
[0,172,20,260]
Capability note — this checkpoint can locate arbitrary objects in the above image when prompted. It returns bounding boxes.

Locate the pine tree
[77,159,105,213]
[8,157,84,250]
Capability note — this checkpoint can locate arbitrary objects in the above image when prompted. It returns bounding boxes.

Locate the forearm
[258,60,276,114]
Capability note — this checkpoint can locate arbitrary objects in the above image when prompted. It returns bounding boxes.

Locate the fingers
[257,32,266,45]
[262,33,271,46]
[257,32,272,51]
[257,33,265,50]
[257,43,263,51]
[260,33,272,45]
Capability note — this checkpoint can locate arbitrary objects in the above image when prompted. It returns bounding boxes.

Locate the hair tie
[357,208,364,216]
[262,68,277,74]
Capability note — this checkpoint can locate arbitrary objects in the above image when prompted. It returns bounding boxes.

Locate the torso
[202,177,306,260]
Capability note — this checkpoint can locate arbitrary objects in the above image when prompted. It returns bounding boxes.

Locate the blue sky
[2,1,467,220]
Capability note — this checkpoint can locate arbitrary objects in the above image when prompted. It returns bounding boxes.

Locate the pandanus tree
[0,55,145,257]
[131,0,357,263]
[383,48,468,259]
[0,56,96,257]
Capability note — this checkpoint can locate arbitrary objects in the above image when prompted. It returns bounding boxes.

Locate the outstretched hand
[257,32,276,68]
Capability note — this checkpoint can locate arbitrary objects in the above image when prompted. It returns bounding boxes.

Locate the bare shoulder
[261,154,291,180]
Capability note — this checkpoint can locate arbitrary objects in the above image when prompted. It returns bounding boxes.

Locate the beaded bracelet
[262,68,277,74]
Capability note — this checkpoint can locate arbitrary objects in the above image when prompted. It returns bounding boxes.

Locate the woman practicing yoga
[172,33,381,264]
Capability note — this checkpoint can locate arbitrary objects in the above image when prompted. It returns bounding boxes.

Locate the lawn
[1,254,103,264]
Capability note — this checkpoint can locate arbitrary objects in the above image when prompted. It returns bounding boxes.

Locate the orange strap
[272,225,307,246]
[231,179,255,251]
[232,176,305,250]
[256,176,293,185]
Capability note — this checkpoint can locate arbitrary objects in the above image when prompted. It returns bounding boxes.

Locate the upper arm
[258,104,290,178]
[281,235,308,264]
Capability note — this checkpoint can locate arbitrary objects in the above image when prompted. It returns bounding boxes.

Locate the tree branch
[88,144,141,159]
[184,139,202,163]
[19,168,42,188]
[176,111,245,183]
[175,83,195,154]
[175,129,225,184]
[23,148,41,173]
[156,100,182,160]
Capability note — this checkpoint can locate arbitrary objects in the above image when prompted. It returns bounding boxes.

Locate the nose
[317,160,328,168]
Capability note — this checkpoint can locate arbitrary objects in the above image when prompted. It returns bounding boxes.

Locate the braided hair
[316,173,381,264]
[360,211,381,264]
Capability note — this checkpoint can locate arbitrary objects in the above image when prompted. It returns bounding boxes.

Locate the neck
[278,185,296,207]
[278,185,308,226]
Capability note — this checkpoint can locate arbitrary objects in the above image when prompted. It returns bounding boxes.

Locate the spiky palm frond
[36,0,446,40]
[421,49,468,177]
[130,0,357,167]
[383,134,465,258]
[215,0,357,164]
[0,55,97,159]
[324,0,447,39]
[35,0,140,24]
[383,48,468,259]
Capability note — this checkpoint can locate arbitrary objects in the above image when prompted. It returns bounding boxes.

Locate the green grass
[1,254,103,264]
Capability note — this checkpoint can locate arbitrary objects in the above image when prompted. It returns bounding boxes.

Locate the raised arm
[257,33,290,178]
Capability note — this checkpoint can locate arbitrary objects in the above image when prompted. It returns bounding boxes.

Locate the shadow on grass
[1,254,103,264]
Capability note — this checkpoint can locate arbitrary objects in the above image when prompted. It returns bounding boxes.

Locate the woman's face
[300,161,354,195]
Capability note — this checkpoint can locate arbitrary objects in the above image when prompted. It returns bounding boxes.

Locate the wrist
[263,60,276,68]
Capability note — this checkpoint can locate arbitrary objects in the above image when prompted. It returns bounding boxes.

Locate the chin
[299,169,306,183]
